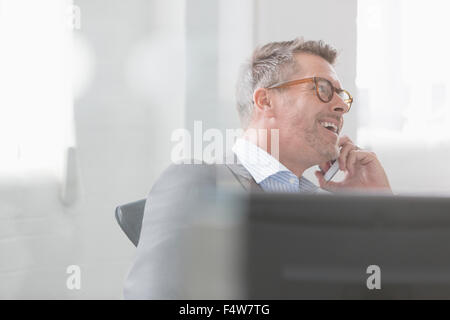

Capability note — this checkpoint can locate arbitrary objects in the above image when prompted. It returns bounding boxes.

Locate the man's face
[271,53,348,167]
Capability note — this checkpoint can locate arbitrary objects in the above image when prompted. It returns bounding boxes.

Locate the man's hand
[315,136,392,193]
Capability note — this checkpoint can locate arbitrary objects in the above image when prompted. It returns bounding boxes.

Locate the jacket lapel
[224,161,263,192]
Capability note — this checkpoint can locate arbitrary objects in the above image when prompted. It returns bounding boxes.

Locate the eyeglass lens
[316,78,350,106]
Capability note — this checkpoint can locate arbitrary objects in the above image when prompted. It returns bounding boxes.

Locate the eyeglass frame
[266,76,353,112]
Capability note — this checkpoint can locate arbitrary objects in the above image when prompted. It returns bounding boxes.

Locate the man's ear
[253,88,273,113]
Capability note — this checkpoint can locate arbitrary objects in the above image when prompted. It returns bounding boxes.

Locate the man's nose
[329,94,349,113]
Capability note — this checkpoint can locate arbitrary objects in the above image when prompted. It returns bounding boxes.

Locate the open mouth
[319,121,339,134]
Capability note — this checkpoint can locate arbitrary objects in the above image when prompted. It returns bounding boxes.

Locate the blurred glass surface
[0,0,448,300]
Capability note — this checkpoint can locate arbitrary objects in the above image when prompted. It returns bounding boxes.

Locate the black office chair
[115,199,146,246]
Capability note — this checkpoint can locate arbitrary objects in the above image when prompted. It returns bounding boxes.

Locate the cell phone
[323,159,340,182]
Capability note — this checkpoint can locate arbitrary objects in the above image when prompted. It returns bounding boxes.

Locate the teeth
[320,121,338,133]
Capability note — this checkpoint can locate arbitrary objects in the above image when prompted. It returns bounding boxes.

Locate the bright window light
[357,0,450,147]
[0,0,74,178]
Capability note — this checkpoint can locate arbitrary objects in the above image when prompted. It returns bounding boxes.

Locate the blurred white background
[0,0,449,299]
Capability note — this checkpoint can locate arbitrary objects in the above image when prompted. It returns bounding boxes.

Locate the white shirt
[232,138,323,193]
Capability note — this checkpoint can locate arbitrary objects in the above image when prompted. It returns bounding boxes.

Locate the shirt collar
[232,138,292,184]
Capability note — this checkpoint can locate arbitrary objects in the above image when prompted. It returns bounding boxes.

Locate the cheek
[277,94,318,132]
[279,112,316,145]
[290,107,318,131]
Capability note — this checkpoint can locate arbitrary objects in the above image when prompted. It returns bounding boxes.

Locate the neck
[242,127,312,178]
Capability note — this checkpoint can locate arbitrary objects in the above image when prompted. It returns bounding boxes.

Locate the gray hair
[235,38,338,128]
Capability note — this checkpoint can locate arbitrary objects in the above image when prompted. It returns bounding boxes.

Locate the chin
[318,143,339,162]
[304,130,339,162]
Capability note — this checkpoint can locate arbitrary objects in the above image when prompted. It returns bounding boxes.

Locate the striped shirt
[232,138,323,193]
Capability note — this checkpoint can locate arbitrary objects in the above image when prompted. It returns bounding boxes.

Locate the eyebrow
[318,76,343,90]
[331,79,343,90]
[307,74,338,85]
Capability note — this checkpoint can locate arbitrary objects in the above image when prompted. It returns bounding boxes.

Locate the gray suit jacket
[123,160,260,299]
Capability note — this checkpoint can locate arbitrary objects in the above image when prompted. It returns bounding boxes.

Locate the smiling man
[234,38,391,193]
[124,38,391,299]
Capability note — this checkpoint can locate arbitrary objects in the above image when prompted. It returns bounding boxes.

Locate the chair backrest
[115,199,146,246]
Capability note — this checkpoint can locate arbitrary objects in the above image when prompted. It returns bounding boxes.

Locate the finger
[346,150,358,175]
[338,142,357,171]
[347,150,376,175]
[315,170,341,192]
[318,161,332,173]
[338,135,352,147]
[359,150,376,165]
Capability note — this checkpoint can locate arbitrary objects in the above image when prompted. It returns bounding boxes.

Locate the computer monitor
[182,192,450,299]
[245,193,450,299]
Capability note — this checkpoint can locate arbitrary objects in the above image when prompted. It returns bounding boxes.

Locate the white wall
[0,0,186,299]
[72,0,186,299]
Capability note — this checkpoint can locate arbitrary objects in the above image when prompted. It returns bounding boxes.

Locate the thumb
[315,170,340,192]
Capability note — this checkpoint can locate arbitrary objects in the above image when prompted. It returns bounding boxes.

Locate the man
[124,38,391,299]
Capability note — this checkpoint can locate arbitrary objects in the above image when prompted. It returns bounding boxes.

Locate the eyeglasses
[266,76,353,112]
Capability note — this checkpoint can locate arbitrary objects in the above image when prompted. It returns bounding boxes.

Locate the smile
[319,121,338,134]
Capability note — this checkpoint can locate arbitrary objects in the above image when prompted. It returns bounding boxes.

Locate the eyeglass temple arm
[267,78,314,89]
